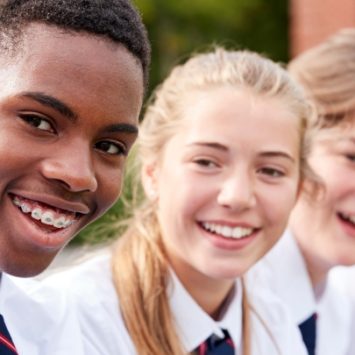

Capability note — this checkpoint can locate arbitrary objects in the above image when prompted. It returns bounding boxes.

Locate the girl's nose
[217,169,256,211]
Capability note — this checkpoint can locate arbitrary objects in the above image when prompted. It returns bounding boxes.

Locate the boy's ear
[141,161,158,201]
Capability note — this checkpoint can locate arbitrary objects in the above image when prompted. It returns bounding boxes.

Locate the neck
[170,258,234,319]
[289,211,331,292]
[299,245,329,292]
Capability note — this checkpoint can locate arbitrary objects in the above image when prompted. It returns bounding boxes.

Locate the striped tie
[298,313,317,355]
[196,329,235,355]
[0,315,17,354]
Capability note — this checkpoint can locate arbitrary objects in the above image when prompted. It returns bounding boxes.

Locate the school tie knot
[298,313,317,355]
[196,329,235,355]
[0,314,17,354]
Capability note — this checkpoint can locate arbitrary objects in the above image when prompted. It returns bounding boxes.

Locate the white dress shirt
[0,272,84,355]
[39,251,307,355]
[250,230,353,355]
[328,266,355,355]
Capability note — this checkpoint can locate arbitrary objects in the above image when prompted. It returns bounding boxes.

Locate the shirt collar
[262,230,316,323]
[168,270,243,352]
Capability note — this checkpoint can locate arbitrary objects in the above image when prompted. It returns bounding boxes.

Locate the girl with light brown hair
[252,28,355,355]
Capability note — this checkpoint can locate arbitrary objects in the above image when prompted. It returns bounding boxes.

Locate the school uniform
[42,251,308,355]
[328,266,355,355]
[0,272,84,355]
[250,230,353,355]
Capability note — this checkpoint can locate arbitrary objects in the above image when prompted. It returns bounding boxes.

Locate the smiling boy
[0,1,150,353]
[0,0,150,277]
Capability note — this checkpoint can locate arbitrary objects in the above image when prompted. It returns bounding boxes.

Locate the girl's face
[143,87,301,287]
[292,122,355,270]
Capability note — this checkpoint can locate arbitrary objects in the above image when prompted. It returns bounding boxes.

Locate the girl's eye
[258,167,284,178]
[345,154,355,162]
[19,114,54,132]
[95,141,127,156]
[194,158,218,168]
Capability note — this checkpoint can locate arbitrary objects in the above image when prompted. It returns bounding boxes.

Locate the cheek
[0,131,36,166]
[263,184,299,229]
[95,171,124,213]
[315,167,351,204]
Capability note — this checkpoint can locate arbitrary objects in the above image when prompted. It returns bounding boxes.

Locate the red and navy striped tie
[0,315,17,354]
[196,329,235,355]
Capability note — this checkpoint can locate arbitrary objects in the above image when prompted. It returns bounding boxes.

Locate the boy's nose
[40,142,98,193]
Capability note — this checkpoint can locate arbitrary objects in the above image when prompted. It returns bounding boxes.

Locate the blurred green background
[72,0,289,245]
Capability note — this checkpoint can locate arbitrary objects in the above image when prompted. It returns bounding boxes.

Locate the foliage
[73,0,288,245]
[136,0,289,93]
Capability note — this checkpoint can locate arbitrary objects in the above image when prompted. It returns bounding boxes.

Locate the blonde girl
[45,47,312,355]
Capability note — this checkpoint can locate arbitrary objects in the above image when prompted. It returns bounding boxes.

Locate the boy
[0,1,150,353]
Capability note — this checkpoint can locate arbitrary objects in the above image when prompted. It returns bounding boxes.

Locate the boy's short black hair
[0,0,150,86]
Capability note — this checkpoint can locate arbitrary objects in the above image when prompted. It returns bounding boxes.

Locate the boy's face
[0,24,143,276]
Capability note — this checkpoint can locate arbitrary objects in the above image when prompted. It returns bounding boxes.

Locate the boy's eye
[95,141,127,156]
[19,113,53,132]
[259,167,284,177]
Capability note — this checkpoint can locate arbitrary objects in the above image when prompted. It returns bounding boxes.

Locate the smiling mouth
[200,222,256,240]
[11,194,80,230]
[338,212,355,227]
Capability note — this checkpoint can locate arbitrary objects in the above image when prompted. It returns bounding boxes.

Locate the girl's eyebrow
[187,142,228,151]
[259,151,295,162]
[188,142,295,162]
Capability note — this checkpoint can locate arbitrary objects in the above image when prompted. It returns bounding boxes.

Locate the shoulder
[43,251,120,332]
[1,273,86,355]
[328,266,355,298]
[44,250,114,298]
[43,250,137,354]
[317,268,355,355]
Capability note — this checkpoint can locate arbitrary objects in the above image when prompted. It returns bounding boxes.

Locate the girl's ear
[141,161,159,201]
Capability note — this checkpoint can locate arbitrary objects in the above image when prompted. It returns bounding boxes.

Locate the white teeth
[203,222,253,239]
[41,211,54,225]
[13,197,21,206]
[341,213,355,225]
[63,220,74,228]
[31,208,42,220]
[12,197,76,229]
[20,203,31,213]
[53,217,66,228]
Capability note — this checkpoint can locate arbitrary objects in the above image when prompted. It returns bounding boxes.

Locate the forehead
[179,87,299,140]
[316,121,355,144]
[160,87,301,164]
[0,23,144,125]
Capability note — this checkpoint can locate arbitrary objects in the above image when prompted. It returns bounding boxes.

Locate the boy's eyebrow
[19,91,139,134]
[104,123,138,134]
[21,91,77,121]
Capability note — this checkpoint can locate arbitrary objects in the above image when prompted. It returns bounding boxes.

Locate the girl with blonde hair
[252,28,355,355]
[46,47,312,355]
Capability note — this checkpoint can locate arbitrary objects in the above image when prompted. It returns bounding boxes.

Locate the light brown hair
[289,28,355,129]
